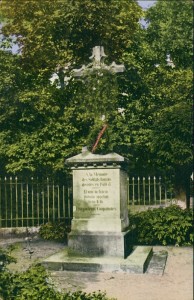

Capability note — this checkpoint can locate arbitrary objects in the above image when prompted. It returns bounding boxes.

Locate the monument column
[66,149,131,258]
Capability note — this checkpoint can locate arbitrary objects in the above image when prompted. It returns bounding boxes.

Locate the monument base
[42,246,154,274]
[68,230,132,258]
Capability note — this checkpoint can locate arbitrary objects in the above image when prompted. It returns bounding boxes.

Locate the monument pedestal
[68,230,132,258]
[42,151,155,273]
[66,151,130,259]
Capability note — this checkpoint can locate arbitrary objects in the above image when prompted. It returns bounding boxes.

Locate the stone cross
[72,46,125,152]
[50,46,125,87]
[72,46,125,76]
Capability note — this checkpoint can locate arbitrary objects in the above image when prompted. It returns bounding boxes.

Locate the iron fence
[0,175,171,228]
[0,176,72,228]
[127,176,169,206]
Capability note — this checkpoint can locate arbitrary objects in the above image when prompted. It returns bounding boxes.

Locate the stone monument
[43,148,154,273]
[66,46,131,258]
[66,148,131,258]
[42,46,156,273]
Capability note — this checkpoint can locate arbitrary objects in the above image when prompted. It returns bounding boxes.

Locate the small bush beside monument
[0,249,115,300]
[129,205,193,246]
[39,221,70,242]
[39,205,193,247]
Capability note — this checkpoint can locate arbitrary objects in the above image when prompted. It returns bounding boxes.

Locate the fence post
[52,180,55,222]
[159,176,162,205]
[148,176,151,205]
[154,176,156,205]
[47,177,50,222]
[143,177,145,206]
[138,177,140,204]
[68,186,71,220]
[127,177,129,205]
[132,177,135,205]
[31,177,34,226]
[15,177,18,227]
[10,177,13,227]
[5,177,7,227]
[0,177,1,227]
[26,179,29,227]
[63,185,65,219]
[36,178,40,226]
[42,185,45,223]
[165,183,167,206]
[21,180,24,227]
[57,184,60,220]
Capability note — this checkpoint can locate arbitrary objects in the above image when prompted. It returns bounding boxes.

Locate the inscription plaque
[73,169,119,219]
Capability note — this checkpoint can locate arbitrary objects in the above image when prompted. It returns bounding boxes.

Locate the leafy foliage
[1,0,142,78]
[0,255,115,300]
[0,247,17,271]
[8,264,61,300]
[119,6,193,200]
[62,291,116,300]
[145,0,193,69]
[129,205,193,246]
[0,0,192,203]
[39,222,70,242]
[0,1,142,174]
[0,248,16,299]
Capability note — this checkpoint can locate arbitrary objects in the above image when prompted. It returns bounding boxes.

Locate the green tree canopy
[1,0,142,81]
[119,0,193,203]
[145,0,193,69]
[0,0,192,206]
[0,0,142,174]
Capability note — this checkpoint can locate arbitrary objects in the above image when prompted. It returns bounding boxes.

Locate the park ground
[0,238,193,300]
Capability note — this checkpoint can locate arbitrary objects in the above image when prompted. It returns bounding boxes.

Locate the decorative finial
[166,54,175,68]
[89,46,107,66]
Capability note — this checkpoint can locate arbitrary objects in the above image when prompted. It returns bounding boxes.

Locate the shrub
[129,205,193,246]
[0,247,16,271]
[9,264,62,300]
[0,253,115,300]
[62,291,116,300]
[39,221,71,242]
[0,248,16,299]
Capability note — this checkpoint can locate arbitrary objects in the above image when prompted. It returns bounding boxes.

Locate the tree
[143,0,193,205]
[0,0,143,174]
[0,0,192,209]
[0,0,142,82]
[0,51,92,175]
[118,0,193,205]
[145,0,193,69]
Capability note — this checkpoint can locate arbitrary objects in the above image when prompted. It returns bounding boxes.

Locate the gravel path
[50,246,193,300]
[0,239,193,300]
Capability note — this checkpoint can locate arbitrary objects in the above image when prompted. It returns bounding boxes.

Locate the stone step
[121,246,153,273]
[146,250,168,275]
[42,246,153,274]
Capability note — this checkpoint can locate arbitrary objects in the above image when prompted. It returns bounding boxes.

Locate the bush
[129,205,193,246]
[39,221,71,242]
[62,291,116,300]
[9,264,62,300]
[0,250,115,300]
[0,248,16,299]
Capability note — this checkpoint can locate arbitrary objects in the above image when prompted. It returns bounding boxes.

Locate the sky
[138,1,156,9]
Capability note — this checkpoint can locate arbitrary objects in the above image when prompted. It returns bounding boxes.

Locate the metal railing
[0,175,171,228]
[127,176,169,206]
[0,176,72,228]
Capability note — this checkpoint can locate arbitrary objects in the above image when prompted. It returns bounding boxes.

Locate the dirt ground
[81,246,193,300]
[0,238,193,300]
